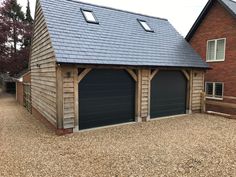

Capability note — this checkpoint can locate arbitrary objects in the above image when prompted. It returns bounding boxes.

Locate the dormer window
[138,19,154,32]
[81,9,99,24]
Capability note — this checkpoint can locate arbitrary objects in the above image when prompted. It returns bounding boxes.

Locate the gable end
[186,0,236,41]
[30,0,58,127]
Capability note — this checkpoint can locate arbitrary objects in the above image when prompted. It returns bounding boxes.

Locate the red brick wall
[16,72,31,106]
[23,72,31,83]
[189,1,236,114]
[16,82,24,106]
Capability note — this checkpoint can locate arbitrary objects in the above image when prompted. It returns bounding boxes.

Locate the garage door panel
[151,70,187,118]
[152,108,185,118]
[80,101,133,113]
[80,90,134,98]
[80,96,134,106]
[152,102,186,108]
[80,116,134,130]
[80,115,134,130]
[81,111,135,120]
[81,83,133,89]
[79,69,135,130]
[152,103,186,111]
[151,97,185,103]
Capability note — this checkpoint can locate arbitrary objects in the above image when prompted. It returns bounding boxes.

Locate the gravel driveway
[0,91,236,177]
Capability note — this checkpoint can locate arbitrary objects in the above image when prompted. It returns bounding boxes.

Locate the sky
[16,0,210,36]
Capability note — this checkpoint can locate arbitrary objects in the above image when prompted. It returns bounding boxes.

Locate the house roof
[40,0,208,69]
[186,0,236,41]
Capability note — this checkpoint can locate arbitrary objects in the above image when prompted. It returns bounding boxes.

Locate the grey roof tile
[40,0,208,68]
[221,0,236,14]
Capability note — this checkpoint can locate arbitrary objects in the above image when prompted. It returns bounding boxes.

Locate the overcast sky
[15,0,210,36]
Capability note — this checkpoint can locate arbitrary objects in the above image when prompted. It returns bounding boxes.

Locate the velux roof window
[81,9,99,24]
[138,19,154,32]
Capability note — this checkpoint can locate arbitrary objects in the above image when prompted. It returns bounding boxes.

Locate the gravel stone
[0,91,236,177]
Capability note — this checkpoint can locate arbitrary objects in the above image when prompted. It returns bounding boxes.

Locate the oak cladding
[30,1,57,127]
[192,71,204,111]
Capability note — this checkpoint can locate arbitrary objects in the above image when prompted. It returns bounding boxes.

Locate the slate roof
[186,0,236,41]
[40,0,208,68]
[222,0,236,14]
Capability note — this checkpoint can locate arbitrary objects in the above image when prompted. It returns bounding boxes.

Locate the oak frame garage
[30,0,209,134]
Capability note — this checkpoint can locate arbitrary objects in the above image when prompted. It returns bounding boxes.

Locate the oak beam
[77,68,92,83]
[182,70,190,81]
[150,69,159,80]
[126,69,137,82]
[56,66,63,129]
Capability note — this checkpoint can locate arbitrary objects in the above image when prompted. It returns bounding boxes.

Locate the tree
[25,0,33,24]
[23,0,33,48]
[1,0,25,54]
[0,0,33,75]
[0,14,10,73]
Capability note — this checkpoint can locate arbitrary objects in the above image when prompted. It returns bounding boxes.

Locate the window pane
[207,41,215,61]
[206,83,213,96]
[140,21,152,31]
[216,39,225,60]
[215,83,223,97]
[82,10,97,23]
[138,20,153,32]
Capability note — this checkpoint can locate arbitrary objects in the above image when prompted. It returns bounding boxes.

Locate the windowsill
[206,59,225,63]
[206,97,223,101]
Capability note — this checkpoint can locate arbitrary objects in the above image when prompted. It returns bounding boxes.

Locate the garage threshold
[74,114,189,132]
[150,114,188,121]
[74,121,137,133]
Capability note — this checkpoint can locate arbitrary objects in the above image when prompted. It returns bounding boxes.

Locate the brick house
[186,0,236,116]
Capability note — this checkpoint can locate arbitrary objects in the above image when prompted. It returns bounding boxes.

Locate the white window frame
[205,82,224,100]
[206,38,226,62]
[137,19,154,32]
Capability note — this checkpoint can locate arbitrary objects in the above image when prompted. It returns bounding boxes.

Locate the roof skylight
[81,9,99,24]
[138,19,154,32]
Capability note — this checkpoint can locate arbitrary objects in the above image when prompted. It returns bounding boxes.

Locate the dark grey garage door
[151,70,187,118]
[79,69,135,130]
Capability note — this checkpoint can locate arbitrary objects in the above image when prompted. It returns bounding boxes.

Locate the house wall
[30,1,57,127]
[189,1,236,115]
